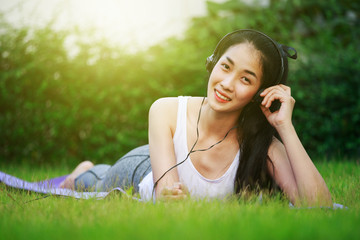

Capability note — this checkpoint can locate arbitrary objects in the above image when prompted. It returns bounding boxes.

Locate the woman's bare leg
[59,161,94,189]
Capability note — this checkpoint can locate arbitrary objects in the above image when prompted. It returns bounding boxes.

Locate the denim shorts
[74,145,151,192]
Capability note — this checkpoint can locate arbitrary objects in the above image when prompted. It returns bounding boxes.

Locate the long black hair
[206,30,296,195]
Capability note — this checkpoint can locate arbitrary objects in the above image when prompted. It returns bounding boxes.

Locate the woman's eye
[221,64,230,70]
[242,77,251,83]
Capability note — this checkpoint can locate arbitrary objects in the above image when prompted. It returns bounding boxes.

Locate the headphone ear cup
[206,54,215,73]
[252,88,281,113]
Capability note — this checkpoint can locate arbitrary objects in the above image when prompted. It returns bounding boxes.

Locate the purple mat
[0,171,141,200]
[36,175,68,188]
[0,171,346,208]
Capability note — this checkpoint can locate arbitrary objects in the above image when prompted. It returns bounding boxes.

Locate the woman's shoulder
[150,96,202,111]
[267,137,287,164]
[149,97,191,137]
[268,137,284,153]
[149,97,202,131]
[151,97,179,105]
[149,97,179,115]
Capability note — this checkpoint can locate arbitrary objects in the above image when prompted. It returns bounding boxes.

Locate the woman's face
[207,42,263,114]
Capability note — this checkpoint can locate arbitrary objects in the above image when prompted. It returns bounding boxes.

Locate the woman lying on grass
[60,29,332,207]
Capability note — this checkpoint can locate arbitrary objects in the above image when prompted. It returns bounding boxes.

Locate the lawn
[1,160,359,240]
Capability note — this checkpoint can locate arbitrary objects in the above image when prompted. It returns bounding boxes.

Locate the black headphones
[205,29,297,112]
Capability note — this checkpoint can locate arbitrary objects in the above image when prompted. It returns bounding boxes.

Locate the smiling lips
[215,89,231,102]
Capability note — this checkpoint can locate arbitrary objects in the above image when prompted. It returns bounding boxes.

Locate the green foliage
[0,24,153,164]
[292,46,360,157]
[0,0,359,165]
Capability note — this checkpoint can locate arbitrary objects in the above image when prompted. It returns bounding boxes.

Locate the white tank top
[139,96,240,201]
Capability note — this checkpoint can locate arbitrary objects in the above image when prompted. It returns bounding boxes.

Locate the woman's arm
[261,85,332,207]
[148,98,188,200]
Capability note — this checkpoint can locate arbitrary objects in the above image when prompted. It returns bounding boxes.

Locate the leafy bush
[0,0,359,165]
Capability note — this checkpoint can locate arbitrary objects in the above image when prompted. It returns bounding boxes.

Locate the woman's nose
[220,75,235,91]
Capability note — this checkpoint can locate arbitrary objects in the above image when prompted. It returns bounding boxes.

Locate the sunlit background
[0,0,228,51]
[0,0,359,164]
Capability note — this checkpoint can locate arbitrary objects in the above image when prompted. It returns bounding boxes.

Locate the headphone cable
[151,97,238,201]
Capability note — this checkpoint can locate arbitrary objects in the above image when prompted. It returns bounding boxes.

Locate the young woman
[60,30,332,206]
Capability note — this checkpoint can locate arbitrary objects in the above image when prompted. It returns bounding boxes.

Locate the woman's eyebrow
[226,56,234,65]
[226,56,258,79]
[245,70,258,79]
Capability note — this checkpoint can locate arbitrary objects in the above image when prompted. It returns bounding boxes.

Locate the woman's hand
[259,84,296,130]
[159,182,189,201]
[262,85,332,207]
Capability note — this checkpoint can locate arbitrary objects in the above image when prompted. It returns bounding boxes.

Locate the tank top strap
[173,96,189,140]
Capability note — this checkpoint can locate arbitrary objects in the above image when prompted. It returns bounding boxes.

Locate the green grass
[1,160,359,240]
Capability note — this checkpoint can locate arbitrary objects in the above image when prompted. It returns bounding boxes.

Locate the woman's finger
[161,185,186,196]
[261,88,285,107]
[260,84,290,97]
[173,182,189,194]
[161,190,188,201]
[279,84,291,95]
[265,93,284,108]
[160,186,172,196]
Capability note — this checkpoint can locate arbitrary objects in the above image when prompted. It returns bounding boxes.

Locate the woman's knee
[74,164,111,191]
